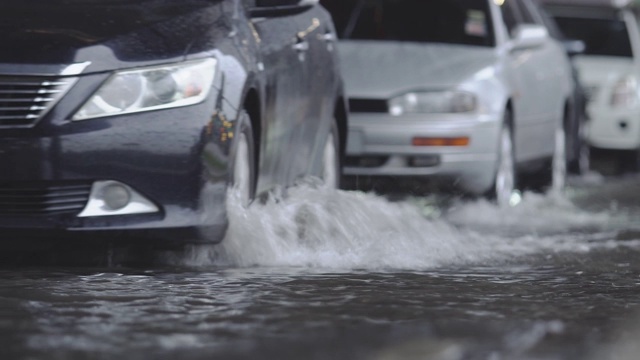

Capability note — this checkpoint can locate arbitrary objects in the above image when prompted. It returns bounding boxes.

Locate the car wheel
[489,118,516,207]
[321,119,341,189]
[527,123,568,193]
[575,139,591,175]
[568,125,590,175]
[229,110,256,207]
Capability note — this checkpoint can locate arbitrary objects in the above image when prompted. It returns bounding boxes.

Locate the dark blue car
[0,0,347,246]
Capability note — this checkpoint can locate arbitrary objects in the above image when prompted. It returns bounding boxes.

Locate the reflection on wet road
[2,174,640,360]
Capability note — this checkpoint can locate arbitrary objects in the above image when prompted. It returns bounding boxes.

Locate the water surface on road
[2,175,640,360]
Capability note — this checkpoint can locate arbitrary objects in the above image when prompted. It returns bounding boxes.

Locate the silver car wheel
[577,125,590,175]
[552,126,567,193]
[232,132,252,207]
[321,130,339,189]
[495,125,515,207]
[578,142,590,175]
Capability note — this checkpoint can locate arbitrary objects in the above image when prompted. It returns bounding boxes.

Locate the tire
[320,119,341,189]
[228,110,256,207]
[488,115,516,207]
[568,125,590,175]
[529,124,567,193]
[551,125,567,193]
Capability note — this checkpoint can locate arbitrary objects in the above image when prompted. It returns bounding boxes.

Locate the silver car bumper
[586,103,640,150]
[345,112,502,194]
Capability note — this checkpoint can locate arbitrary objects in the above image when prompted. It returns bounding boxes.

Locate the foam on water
[179,184,635,270]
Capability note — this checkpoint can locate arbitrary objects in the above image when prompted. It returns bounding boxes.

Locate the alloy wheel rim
[579,142,590,174]
[233,132,251,207]
[322,132,338,189]
[496,127,515,207]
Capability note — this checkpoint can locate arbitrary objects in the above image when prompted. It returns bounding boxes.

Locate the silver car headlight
[611,74,639,108]
[73,58,217,121]
[388,91,477,116]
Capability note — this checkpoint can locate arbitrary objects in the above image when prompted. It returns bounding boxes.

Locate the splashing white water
[445,191,615,235]
[171,182,634,270]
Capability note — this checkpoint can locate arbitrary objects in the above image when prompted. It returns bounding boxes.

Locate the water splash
[444,191,614,236]
[173,182,630,270]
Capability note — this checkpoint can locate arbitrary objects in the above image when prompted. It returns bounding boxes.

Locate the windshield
[552,16,632,57]
[322,0,495,47]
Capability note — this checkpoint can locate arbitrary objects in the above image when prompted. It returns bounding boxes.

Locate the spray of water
[172,181,632,270]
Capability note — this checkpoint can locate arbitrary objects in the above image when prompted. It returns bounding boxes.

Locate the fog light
[102,183,131,210]
[78,180,159,217]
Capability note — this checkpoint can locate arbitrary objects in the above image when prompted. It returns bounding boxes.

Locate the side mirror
[511,24,549,51]
[563,39,586,57]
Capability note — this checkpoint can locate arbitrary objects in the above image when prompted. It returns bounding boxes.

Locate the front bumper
[587,103,640,150]
[344,112,502,194]
[0,72,234,243]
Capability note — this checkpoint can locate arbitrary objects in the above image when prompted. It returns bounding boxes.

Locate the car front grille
[0,76,76,128]
[345,156,389,168]
[0,182,91,216]
[349,98,389,113]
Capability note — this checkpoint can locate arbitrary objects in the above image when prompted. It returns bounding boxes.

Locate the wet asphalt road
[1,169,640,360]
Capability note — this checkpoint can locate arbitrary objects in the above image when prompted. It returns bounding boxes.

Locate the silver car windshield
[324,0,495,47]
[552,16,632,57]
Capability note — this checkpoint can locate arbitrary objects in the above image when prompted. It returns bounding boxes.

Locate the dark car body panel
[0,0,226,70]
[0,0,346,243]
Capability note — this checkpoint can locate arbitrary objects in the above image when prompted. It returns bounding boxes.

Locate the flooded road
[1,173,640,360]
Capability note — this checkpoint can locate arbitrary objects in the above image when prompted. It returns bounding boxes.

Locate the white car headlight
[610,74,639,108]
[73,58,217,121]
[388,91,477,116]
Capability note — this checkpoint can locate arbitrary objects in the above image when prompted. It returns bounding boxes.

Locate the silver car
[323,0,574,205]
[543,0,640,169]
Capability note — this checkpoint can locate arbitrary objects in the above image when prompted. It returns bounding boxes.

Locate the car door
[248,1,312,192]
[499,0,553,161]
[519,0,569,157]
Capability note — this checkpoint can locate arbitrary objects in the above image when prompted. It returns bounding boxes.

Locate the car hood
[338,40,498,99]
[572,55,636,89]
[0,0,225,75]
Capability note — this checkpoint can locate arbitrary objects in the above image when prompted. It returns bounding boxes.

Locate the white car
[322,0,575,205]
[543,0,640,162]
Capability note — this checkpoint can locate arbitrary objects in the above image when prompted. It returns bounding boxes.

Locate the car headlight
[611,75,639,108]
[388,91,477,116]
[73,58,217,121]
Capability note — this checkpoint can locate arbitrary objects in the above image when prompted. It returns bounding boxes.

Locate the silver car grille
[0,76,76,128]
[349,98,389,113]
